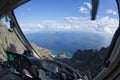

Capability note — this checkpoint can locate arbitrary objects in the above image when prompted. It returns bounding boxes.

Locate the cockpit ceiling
[0,0,29,19]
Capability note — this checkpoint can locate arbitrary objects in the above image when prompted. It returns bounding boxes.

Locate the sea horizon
[25,31,113,57]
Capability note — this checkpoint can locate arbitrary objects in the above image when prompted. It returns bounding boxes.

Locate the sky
[13,0,119,34]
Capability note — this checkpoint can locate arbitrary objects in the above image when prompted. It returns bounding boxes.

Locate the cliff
[0,22,26,60]
[0,22,53,60]
[71,47,109,77]
[55,47,110,78]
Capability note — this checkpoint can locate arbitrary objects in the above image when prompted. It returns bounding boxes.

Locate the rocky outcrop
[31,43,53,60]
[55,52,66,59]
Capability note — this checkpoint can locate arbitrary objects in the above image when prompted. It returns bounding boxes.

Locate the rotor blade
[91,0,99,20]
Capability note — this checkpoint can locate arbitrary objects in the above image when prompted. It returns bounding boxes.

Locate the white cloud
[65,16,81,23]
[21,16,118,34]
[20,24,40,33]
[106,9,117,16]
[83,2,92,9]
[79,6,88,13]
[65,16,118,33]
[40,20,65,30]
[21,20,74,33]
[79,2,92,14]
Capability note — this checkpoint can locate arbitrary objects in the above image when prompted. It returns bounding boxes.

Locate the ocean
[25,31,113,57]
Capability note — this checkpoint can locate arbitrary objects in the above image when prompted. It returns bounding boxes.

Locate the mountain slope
[0,22,53,60]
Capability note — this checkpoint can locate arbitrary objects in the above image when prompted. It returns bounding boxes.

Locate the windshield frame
[94,0,120,79]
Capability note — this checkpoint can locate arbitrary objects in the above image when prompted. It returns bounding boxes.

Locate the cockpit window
[13,0,119,79]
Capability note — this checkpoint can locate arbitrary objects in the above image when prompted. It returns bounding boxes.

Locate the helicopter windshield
[0,0,119,79]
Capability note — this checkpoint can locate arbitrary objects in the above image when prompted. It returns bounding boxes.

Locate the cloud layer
[21,16,118,34]
[65,16,118,33]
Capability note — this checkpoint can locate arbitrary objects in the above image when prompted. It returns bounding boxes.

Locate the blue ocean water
[25,31,113,57]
